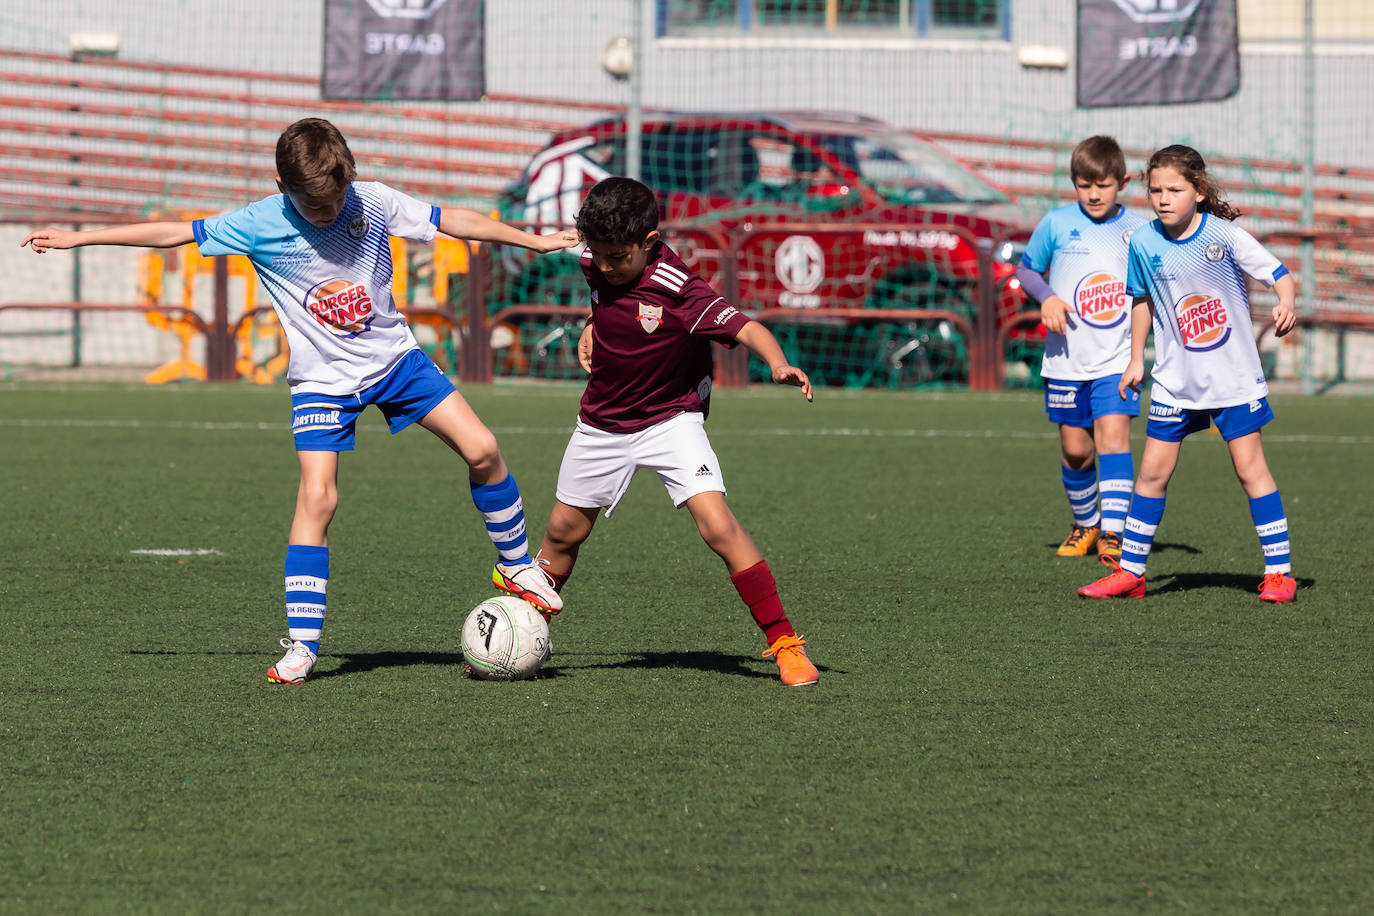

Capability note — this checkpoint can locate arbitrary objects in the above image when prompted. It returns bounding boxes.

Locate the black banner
[1077,0,1239,108]
[323,0,484,101]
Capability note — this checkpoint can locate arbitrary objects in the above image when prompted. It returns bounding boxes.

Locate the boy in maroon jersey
[532,176,819,686]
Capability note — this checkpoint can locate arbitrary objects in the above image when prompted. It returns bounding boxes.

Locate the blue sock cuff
[470,473,519,511]
[1248,490,1285,525]
[285,544,330,579]
[1061,464,1097,487]
[1130,493,1166,526]
[1099,451,1133,477]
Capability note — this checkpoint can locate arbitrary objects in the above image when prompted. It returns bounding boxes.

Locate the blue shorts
[1044,374,1140,428]
[1145,397,1274,442]
[290,349,455,451]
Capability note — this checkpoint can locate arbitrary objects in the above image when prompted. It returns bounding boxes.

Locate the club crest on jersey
[1073,272,1128,328]
[637,301,662,333]
[1175,292,1231,351]
[305,278,375,337]
[1205,243,1225,262]
[346,214,370,240]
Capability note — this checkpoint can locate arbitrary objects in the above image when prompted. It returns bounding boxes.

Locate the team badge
[347,214,370,240]
[1122,228,1135,243]
[1205,243,1225,262]
[638,302,662,333]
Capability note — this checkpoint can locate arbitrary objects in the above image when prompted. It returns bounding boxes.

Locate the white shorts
[555,412,726,517]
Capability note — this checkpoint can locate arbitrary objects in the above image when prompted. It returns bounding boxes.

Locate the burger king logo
[1175,292,1231,351]
[305,278,375,337]
[1073,272,1128,328]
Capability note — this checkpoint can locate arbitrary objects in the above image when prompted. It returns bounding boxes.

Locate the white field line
[1,416,1372,445]
[129,548,226,556]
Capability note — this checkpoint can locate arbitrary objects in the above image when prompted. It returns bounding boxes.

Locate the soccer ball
[461,595,552,681]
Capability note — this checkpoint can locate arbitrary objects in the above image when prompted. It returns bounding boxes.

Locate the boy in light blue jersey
[1017,136,1149,560]
[1079,144,1298,603]
[22,118,581,682]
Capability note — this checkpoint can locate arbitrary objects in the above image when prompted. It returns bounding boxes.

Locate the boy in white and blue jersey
[1080,145,1298,603]
[22,118,581,682]
[1017,136,1149,560]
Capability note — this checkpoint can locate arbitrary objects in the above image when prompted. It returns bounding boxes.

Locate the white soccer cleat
[267,637,317,684]
[492,561,564,614]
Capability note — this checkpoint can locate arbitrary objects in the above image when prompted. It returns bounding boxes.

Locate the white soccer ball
[461,595,552,681]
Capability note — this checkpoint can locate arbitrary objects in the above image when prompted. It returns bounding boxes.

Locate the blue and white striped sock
[285,544,328,654]
[1098,451,1135,536]
[1062,463,1101,529]
[1249,490,1292,574]
[471,473,531,566]
[1119,493,1165,577]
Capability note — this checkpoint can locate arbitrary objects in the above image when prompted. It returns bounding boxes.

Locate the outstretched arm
[21,222,196,253]
[735,320,812,402]
[436,208,578,253]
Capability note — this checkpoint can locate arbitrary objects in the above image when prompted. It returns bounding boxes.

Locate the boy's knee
[464,432,502,475]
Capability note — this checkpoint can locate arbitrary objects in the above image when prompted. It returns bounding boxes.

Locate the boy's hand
[1272,302,1297,338]
[20,228,76,253]
[1118,359,1144,400]
[1039,296,1072,335]
[577,322,594,373]
[534,229,580,253]
[772,364,813,402]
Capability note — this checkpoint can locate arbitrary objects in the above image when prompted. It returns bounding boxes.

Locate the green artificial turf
[1,382,1370,913]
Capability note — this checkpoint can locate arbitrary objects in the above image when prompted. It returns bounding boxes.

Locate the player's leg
[650,413,816,687]
[1079,433,1181,599]
[272,450,338,682]
[1091,374,1140,560]
[271,392,359,684]
[415,389,561,613]
[1221,404,1295,602]
[1046,379,1099,555]
[535,500,600,592]
[1057,423,1101,555]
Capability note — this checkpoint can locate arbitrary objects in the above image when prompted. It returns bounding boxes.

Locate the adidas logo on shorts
[695,464,712,477]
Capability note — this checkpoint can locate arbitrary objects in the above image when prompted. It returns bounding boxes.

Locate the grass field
[2,381,1371,914]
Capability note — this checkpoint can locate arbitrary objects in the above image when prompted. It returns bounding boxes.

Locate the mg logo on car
[775,235,824,295]
[1110,0,1202,23]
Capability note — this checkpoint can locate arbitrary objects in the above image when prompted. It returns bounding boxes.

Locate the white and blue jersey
[1126,214,1287,410]
[192,181,440,396]
[1021,202,1149,380]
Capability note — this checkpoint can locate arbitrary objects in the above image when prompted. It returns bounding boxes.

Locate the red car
[496,110,1033,385]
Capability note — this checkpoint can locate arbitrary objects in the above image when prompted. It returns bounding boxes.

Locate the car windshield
[815,130,1008,206]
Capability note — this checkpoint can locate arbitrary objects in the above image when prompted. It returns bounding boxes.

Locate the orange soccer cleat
[1057,525,1101,557]
[1097,531,1123,561]
[1258,572,1297,604]
[1078,560,1146,599]
[763,633,819,687]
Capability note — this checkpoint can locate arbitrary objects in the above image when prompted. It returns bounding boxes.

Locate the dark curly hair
[575,177,660,245]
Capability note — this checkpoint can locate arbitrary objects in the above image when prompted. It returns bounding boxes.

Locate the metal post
[1299,0,1316,395]
[71,222,83,367]
[208,255,232,381]
[625,0,644,181]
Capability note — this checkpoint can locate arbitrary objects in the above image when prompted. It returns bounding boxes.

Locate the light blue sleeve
[1125,238,1149,298]
[192,201,262,257]
[1019,211,1057,273]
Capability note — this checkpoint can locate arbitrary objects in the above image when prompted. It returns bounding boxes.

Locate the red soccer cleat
[1078,562,1146,599]
[1258,572,1297,603]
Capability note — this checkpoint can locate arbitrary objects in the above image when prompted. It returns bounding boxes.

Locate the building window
[659,1,1009,40]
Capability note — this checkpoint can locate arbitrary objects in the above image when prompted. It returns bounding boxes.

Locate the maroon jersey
[579,241,751,433]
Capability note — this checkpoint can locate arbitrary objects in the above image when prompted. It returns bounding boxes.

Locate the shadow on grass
[1151,571,1315,597]
[128,648,833,681]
